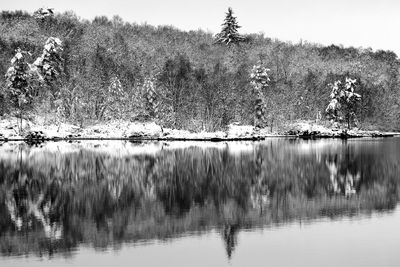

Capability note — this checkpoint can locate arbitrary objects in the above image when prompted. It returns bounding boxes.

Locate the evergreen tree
[33,37,63,89]
[215,8,245,45]
[143,76,158,119]
[4,38,64,131]
[33,37,64,121]
[102,76,125,120]
[250,63,270,129]
[326,77,361,129]
[5,48,34,132]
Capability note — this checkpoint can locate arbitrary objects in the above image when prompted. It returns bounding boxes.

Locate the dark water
[0,138,400,267]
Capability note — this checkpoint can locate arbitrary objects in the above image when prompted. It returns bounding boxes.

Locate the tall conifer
[215,8,245,45]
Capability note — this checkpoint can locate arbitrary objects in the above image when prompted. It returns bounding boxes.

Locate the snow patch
[227,124,255,138]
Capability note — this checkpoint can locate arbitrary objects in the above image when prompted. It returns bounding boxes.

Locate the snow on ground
[0,118,165,139]
[227,124,254,138]
[0,116,265,140]
[1,116,399,141]
[290,121,338,135]
[0,117,80,139]
[0,117,26,139]
[289,120,399,137]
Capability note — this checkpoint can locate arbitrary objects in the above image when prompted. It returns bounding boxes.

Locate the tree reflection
[222,223,239,259]
[0,139,399,258]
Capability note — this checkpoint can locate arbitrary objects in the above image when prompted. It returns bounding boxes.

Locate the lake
[0,138,400,267]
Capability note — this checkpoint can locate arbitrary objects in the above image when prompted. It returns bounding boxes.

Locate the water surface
[0,138,399,266]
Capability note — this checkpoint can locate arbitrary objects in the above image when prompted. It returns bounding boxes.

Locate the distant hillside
[0,10,399,131]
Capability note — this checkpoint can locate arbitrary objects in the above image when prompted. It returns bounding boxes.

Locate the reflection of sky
[2,208,399,267]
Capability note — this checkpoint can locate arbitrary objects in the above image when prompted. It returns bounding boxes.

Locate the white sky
[2,0,400,55]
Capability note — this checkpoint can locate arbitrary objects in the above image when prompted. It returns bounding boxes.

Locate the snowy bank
[286,120,399,138]
[0,117,275,141]
[0,117,398,142]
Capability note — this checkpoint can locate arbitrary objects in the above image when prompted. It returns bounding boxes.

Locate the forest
[0,9,400,132]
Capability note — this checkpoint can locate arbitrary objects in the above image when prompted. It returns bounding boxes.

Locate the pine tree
[4,38,64,131]
[5,48,34,132]
[33,37,63,122]
[33,37,63,87]
[215,7,245,45]
[325,77,361,129]
[142,76,158,119]
[105,76,125,119]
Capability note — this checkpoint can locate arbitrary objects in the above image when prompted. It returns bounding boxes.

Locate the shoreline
[1,117,399,143]
[1,133,399,143]
[1,135,293,142]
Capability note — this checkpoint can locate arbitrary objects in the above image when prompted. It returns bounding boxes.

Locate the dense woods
[1,10,400,131]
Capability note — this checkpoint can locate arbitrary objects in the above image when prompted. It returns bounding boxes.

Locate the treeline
[0,10,400,130]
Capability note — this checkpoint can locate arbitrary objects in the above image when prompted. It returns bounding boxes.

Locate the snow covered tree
[250,63,270,128]
[33,37,63,89]
[5,48,34,132]
[326,77,361,129]
[4,38,64,131]
[104,76,125,119]
[31,37,63,123]
[250,64,270,89]
[215,7,245,45]
[31,37,64,121]
[142,76,158,119]
[33,7,54,20]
